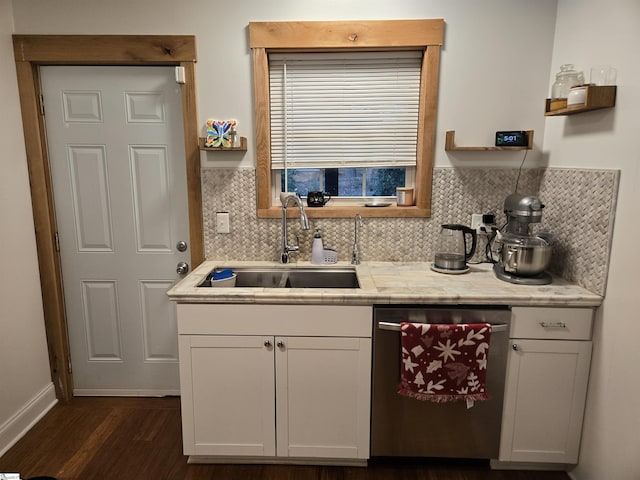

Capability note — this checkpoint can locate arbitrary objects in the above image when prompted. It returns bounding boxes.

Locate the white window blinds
[269,51,422,170]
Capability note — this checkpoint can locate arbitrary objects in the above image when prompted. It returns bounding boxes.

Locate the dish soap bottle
[311,227,324,264]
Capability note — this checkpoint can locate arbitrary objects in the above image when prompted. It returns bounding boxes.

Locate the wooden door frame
[12,35,203,402]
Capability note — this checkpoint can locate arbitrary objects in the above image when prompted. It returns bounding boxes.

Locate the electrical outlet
[471,213,495,235]
[471,213,484,233]
[216,212,230,234]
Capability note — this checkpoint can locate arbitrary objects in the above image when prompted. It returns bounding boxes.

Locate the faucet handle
[285,242,300,254]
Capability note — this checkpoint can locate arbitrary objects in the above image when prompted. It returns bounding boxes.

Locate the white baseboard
[0,382,57,457]
[73,388,180,397]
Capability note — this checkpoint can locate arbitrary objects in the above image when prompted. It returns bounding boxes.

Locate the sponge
[212,268,234,280]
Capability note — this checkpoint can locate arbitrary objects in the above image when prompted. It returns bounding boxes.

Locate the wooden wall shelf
[544,85,617,116]
[199,136,247,151]
[445,130,534,151]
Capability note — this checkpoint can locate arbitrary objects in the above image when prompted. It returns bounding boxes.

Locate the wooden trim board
[249,19,444,49]
[249,20,443,218]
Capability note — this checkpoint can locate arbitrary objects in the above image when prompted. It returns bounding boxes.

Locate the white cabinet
[275,335,371,459]
[499,307,594,465]
[179,335,276,456]
[177,304,372,463]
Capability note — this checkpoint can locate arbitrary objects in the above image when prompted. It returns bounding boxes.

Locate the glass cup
[605,67,618,85]
[590,66,617,86]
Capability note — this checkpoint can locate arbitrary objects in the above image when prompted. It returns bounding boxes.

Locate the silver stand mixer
[493,193,553,285]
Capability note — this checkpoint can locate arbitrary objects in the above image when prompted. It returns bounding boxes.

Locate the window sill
[258,204,430,219]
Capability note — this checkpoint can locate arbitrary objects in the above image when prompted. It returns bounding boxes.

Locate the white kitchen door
[41,66,190,396]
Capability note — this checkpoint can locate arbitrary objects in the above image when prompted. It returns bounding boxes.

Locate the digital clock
[495,130,528,147]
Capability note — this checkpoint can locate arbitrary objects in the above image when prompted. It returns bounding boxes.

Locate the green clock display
[495,131,528,147]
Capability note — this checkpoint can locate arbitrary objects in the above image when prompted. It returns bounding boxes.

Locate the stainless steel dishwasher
[371,305,511,459]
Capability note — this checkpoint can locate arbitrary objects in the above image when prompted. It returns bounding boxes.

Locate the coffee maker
[493,193,553,285]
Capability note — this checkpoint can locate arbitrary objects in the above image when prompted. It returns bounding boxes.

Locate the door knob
[176,261,189,275]
[176,241,188,252]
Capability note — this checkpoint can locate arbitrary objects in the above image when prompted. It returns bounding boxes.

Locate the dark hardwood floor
[0,397,570,480]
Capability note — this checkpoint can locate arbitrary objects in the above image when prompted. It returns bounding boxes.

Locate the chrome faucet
[351,213,364,265]
[280,194,310,263]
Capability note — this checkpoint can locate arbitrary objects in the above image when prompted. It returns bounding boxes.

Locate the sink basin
[199,267,360,289]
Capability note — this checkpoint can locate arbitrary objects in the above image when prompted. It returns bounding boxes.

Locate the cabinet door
[179,335,276,456]
[499,339,592,464]
[275,336,372,459]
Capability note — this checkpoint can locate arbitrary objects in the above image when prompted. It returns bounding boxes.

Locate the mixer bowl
[500,235,552,276]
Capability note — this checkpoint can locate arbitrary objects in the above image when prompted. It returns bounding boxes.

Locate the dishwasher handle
[378,321,509,332]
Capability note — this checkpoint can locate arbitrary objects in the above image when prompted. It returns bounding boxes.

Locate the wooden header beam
[249,19,444,49]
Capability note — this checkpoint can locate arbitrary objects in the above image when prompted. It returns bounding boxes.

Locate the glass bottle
[228,127,237,148]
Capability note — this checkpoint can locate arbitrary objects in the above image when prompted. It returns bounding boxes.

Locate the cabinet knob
[512,343,519,351]
[276,340,285,349]
[264,339,272,348]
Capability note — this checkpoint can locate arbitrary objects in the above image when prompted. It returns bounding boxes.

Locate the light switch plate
[216,212,230,234]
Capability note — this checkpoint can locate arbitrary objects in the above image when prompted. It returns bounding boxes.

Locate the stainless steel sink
[199,267,360,289]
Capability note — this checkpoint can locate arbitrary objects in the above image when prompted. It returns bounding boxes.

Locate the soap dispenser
[311,227,324,264]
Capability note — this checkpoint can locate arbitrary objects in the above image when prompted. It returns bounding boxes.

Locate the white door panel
[81,280,122,360]
[41,66,189,395]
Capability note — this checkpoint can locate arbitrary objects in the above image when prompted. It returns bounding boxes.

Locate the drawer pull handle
[539,321,567,328]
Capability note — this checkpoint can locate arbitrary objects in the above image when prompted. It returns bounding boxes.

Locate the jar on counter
[396,187,414,206]
[551,64,585,99]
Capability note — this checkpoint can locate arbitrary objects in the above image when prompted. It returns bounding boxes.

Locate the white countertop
[167,260,602,308]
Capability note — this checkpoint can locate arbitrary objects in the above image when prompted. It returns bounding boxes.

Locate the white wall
[544,1,640,478]
[0,0,56,456]
[12,0,558,170]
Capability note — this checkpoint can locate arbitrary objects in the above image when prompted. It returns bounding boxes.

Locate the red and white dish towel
[398,322,492,405]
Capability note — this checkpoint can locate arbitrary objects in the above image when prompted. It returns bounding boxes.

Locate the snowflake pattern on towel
[398,323,492,403]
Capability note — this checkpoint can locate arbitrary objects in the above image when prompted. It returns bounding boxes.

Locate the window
[280,167,411,199]
[249,19,444,218]
[270,51,421,201]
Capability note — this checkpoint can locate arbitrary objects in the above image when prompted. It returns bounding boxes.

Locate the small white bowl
[567,86,586,106]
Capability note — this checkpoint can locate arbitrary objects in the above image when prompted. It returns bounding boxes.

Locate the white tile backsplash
[202,167,619,296]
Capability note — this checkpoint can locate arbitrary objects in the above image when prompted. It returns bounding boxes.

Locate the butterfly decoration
[205,119,237,148]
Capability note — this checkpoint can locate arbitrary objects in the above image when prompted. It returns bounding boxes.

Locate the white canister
[567,86,587,106]
[396,187,414,206]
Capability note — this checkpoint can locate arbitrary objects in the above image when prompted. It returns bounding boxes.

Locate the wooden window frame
[249,19,444,219]
[12,35,202,402]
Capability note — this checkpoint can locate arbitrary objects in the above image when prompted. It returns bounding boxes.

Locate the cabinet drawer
[511,307,593,340]
[177,304,372,337]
